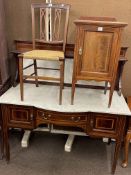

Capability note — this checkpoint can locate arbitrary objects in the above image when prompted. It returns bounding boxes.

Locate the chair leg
[34,59,39,87]
[19,56,24,101]
[59,60,64,105]
[62,60,65,89]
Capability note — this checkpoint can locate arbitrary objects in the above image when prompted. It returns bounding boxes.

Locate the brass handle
[42,114,51,120]
[43,116,48,120]
[71,116,80,122]
[41,113,48,120]
[78,47,82,55]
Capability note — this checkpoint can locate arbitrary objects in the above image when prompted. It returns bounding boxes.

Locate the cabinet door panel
[87,113,119,137]
[82,32,112,73]
[7,105,34,129]
[76,26,119,80]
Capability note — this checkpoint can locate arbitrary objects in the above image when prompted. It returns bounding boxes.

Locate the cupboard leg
[71,79,76,105]
[104,81,108,94]
[121,133,131,168]
[19,57,24,101]
[108,81,115,107]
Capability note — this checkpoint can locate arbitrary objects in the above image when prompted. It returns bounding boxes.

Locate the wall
[0,0,9,84]
[4,0,131,96]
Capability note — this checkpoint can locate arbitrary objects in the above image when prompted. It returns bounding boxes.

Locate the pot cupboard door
[76,25,120,80]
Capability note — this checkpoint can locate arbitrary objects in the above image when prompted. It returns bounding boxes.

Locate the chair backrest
[31,3,70,52]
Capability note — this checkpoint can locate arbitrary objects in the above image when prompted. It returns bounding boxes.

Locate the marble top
[0,83,131,116]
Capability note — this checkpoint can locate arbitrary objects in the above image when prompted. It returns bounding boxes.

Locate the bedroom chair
[18,3,70,104]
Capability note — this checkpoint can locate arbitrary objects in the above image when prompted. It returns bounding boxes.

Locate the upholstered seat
[22,50,64,61]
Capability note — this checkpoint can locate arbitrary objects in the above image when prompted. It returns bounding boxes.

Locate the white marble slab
[0,83,130,116]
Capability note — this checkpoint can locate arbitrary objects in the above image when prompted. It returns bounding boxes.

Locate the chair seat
[22,50,64,61]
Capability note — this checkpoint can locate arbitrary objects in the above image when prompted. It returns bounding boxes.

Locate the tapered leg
[1,105,10,162]
[0,125,4,159]
[104,81,108,94]
[121,132,131,168]
[71,64,76,105]
[111,141,121,174]
[59,60,64,105]
[71,78,76,105]
[4,129,10,162]
[108,81,115,107]
[62,59,65,89]
[112,116,126,174]
[34,59,39,87]
[19,57,24,101]
[108,138,112,145]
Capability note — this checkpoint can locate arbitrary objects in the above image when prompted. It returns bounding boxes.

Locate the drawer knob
[48,114,51,118]
[71,116,80,122]
[30,114,34,121]
[42,113,45,117]
[90,119,94,127]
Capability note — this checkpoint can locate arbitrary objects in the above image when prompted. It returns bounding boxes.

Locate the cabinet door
[75,25,120,80]
[87,113,119,137]
[7,105,34,129]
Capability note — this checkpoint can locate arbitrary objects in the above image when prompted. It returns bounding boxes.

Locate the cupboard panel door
[87,113,119,137]
[76,26,119,80]
[7,105,34,129]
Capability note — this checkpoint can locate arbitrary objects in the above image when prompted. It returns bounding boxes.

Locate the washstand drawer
[36,110,52,124]
[49,112,87,125]
[36,109,87,125]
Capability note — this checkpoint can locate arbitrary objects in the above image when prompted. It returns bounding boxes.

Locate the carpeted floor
[0,130,131,175]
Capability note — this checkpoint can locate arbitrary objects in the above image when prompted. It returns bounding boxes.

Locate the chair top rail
[35,39,64,45]
[31,3,70,10]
